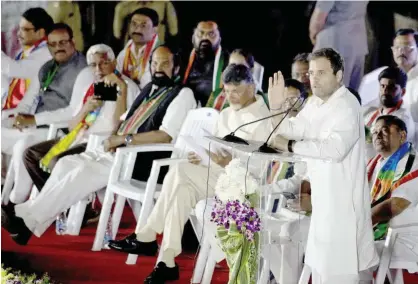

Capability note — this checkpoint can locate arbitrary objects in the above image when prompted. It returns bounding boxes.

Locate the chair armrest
[47,121,69,140]
[115,143,175,155]
[152,158,188,168]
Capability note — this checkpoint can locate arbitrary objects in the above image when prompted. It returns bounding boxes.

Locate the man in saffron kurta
[183,21,229,110]
[116,8,160,90]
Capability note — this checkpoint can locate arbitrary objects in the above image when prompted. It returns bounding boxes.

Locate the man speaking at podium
[267,48,379,284]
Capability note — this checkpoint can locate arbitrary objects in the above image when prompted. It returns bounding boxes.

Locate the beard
[381,95,399,108]
[194,39,217,60]
[152,72,173,87]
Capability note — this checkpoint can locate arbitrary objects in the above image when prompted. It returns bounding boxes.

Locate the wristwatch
[125,134,133,146]
[288,140,296,153]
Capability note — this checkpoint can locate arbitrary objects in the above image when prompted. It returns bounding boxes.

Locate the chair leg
[92,189,114,251]
[259,257,271,284]
[111,195,126,239]
[298,264,311,284]
[66,199,88,235]
[392,269,404,284]
[191,238,211,284]
[1,157,14,205]
[126,253,139,265]
[201,253,216,284]
[375,229,398,284]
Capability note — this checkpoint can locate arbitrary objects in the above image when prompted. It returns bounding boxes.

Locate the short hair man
[268,47,379,283]
[291,53,311,95]
[116,8,160,89]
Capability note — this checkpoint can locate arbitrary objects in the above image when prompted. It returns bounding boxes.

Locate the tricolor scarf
[39,84,97,173]
[183,46,225,111]
[367,142,418,239]
[365,100,403,143]
[265,161,291,184]
[3,39,47,110]
[117,77,180,135]
[122,35,159,84]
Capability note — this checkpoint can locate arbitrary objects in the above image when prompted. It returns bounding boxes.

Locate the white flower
[215,158,260,202]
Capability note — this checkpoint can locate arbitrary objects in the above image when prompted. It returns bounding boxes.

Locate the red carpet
[2,208,418,283]
[1,208,228,284]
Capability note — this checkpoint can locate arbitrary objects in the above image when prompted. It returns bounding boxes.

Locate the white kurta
[1,44,52,118]
[116,39,153,90]
[276,86,379,279]
[14,86,197,236]
[404,76,418,146]
[363,104,415,161]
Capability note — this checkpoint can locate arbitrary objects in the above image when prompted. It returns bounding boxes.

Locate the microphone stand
[258,96,307,153]
[222,109,290,145]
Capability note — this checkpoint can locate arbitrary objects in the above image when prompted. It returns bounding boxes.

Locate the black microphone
[258,95,308,153]
[222,108,291,145]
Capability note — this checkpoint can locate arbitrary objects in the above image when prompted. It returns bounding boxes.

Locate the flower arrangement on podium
[210,158,261,284]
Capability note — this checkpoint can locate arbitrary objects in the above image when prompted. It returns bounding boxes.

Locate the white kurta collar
[407,63,418,81]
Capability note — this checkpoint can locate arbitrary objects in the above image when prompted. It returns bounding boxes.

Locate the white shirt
[370,149,418,256]
[158,86,197,141]
[363,103,415,161]
[68,68,140,137]
[276,86,379,278]
[1,44,52,117]
[116,39,152,90]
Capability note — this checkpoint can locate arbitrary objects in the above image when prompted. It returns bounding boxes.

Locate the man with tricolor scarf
[3,45,196,246]
[183,21,229,111]
[368,115,418,264]
[1,8,53,116]
[363,67,415,161]
[116,8,160,90]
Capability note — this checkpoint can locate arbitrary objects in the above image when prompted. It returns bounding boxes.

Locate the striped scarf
[117,81,177,135]
[39,84,97,173]
[3,39,47,110]
[183,46,226,111]
[367,142,418,239]
[122,35,159,84]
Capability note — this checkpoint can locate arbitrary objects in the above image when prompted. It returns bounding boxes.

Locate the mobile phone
[94,82,118,101]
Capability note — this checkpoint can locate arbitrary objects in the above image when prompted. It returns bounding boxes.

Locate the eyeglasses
[47,39,71,48]
[391,45,416,53]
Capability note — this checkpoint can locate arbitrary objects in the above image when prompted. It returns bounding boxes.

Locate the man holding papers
[108,64,272,283]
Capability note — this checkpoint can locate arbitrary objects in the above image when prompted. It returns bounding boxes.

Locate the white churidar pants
[1,120,49,204]
[141,161,222,257]
[14,152,112,237]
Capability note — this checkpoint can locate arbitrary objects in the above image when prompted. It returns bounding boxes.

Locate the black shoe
[81,204,100,228]
[144,262,179,284]
[108,236,158,256]
[1,208,32,246]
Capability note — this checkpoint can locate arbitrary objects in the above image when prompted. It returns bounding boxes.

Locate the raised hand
[268,71,286,111]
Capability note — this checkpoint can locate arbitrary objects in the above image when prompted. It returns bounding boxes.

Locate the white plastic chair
[254,61,265,92]
[1,121,68,205]
[91,108,219,265]
[375,224,418,284]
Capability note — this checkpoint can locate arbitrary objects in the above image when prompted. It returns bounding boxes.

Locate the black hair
[394,28,418,47]
[347,87,362,105]
[222,64,254,85]
[48,23,74,39]
[378,67,408,89]
[131,8,159,27]
[231,49,255,69]
[376,115,408,135]
[285,78,307,98]
[309,48,344,75]
[22,7,54,34]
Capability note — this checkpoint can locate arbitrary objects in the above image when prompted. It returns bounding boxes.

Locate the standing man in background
[309,1,369,91]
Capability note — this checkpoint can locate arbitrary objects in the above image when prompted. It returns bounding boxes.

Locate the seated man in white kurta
[107,64,272,283]
[363,67,415,161]
[2,45,196,246]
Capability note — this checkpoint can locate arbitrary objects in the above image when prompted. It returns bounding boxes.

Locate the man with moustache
[363,67,415,161]
[183,21,229,110]
[268,48,379,283]
[1,7,53,114]
[4,45,196,246]
[108,64,272,283]
[116,8,160,89]
[1,23,87,205]
[291,53,312,96]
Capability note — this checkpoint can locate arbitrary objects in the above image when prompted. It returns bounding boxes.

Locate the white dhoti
[311,267,373,284]
[14,152,113,237]
[140,161,222,257]
[1,121,49,204]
